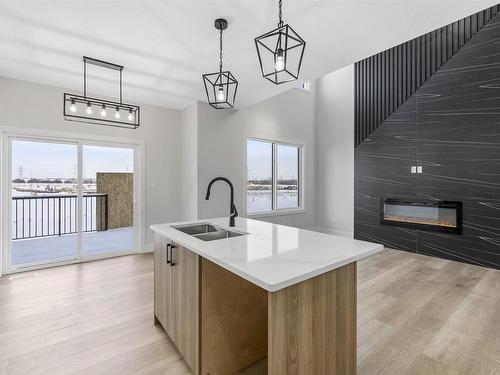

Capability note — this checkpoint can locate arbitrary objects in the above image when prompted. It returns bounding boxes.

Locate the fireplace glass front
[380,198,462,234]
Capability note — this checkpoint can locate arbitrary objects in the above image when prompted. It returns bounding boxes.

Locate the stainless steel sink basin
[172,223,219,235]
[172,222,247,241]
[193,230,245,242]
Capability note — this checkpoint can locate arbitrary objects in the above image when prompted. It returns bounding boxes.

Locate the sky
[247,139,298,181]
[12,140,134,180]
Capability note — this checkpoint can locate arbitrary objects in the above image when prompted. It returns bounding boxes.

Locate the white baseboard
[141,242,154,253]
[308,226,354,239]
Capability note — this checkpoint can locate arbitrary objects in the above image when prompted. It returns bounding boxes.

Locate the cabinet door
[171,244,199,374]
[154,233,173,335]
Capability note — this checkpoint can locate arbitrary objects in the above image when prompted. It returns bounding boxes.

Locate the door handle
[170,245,176,267]
[166,243,171,264]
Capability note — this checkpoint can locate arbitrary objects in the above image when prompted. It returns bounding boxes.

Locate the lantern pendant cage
[202,18,238,109]
[254,0,306,85]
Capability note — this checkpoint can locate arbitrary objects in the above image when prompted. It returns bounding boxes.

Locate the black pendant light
[63,56,140,129]
[254,0,306,85]
[202,18,238,109]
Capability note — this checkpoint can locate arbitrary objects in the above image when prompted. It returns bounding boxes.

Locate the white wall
[196,87,316,229]
[180,103,198,221]
[0,76,183,251]
[314,65,355,237]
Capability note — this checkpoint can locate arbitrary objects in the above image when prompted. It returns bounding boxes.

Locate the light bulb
[85,102,93,115]
[216,86,225,102]
[128,109,134,121]
[70,99,77,113]
[275,48,285,71]
[114,107,121,119]
[100,105,107,117]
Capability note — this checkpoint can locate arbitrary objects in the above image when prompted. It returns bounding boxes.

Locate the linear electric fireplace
[380,198,462,234]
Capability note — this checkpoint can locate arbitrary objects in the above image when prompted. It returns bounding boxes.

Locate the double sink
[172,223,247,242]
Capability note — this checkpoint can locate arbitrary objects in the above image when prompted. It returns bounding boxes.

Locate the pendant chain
[278,0,283,27]
[219,27,223,72]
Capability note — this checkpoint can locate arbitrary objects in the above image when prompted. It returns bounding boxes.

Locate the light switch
[411,166,417,174]
[417,166,423,174]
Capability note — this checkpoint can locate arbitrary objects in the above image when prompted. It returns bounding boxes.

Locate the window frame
[245,137,304,217]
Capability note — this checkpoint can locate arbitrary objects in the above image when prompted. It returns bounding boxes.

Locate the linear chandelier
[202,18,238,109]
[254,0,306,85]
[63,56,140,129]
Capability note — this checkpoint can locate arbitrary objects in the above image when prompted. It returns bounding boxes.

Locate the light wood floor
[0,249,499,374]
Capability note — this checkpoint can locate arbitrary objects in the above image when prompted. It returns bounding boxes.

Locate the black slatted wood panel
[354,4,500,147]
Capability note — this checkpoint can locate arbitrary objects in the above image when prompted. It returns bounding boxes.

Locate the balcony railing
[12,194,108,240]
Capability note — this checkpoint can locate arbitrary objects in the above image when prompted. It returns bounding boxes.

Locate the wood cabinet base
[154,238,357,375]
[199,260,357,375]
[201,258,268,375]
[268,262,357,375]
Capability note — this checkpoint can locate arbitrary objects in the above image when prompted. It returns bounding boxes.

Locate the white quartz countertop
[150,217,383,292]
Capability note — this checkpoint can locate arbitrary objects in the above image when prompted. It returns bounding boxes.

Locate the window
[295,81,311,93]
[247,139,301,215]
[247,139,273,213]
[276,144,300,209]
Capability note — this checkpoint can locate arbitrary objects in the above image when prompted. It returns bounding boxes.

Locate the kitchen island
[151,217,383,375]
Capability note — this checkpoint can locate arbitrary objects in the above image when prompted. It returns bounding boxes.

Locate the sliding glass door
[10,139,79,267]
[6,136,137,272]
[81,144,134,258]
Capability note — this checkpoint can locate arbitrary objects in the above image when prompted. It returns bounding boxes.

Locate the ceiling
[0,1,498,110]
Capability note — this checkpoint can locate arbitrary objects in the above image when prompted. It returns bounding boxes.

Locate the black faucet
[205,177,238,227]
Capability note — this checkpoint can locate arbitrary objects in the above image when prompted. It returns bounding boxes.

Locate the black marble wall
[354,5,500,147]
[354,13,500,269]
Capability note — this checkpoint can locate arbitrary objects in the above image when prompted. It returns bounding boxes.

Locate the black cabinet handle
[170,245,176,267]
[166,243,171,264]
